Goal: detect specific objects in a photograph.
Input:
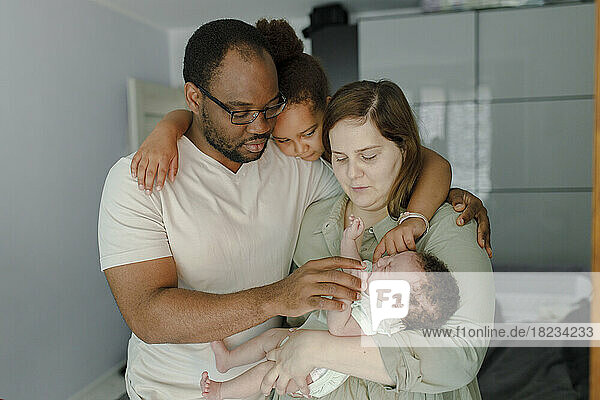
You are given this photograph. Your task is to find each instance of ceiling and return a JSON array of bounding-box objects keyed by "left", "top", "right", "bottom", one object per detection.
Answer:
[{"left": 92, "top": 0, "right": 414, "bottom": 30}]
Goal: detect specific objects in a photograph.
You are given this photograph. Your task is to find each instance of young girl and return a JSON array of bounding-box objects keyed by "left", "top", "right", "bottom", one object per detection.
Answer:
[
  {"left": 129, "top": 19, "right": 492, "bottom": 260},
  {"left": 199, "top": 216, "right": 460, "bottom": 400}
]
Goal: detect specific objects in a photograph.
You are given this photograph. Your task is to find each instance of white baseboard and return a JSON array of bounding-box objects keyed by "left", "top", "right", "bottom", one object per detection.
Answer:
[{"left": 68, "top": 359, "right": 127, "bottom": 400}]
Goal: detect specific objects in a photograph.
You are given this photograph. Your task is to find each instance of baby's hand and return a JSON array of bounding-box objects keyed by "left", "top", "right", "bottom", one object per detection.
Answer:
[{"left": 343, "top": 215, "right": 364, "bottom": 241}]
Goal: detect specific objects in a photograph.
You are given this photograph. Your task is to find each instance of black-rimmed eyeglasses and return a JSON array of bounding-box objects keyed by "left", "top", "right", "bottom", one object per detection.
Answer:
[{"left": 196, "top": 85, "right": 287, "bottom": 125}]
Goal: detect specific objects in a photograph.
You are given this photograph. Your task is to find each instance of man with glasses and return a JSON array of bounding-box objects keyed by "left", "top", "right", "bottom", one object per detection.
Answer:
[
  {"left": 190, "top": 84, "right": 286, "bottom": 166},
  {"left": 98, "top": 19, "right": 362, "bottom": 399}
]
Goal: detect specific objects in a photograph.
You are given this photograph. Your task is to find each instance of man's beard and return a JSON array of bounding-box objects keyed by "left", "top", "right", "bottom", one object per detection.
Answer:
[{"left": 202, "top": 106, "right": 269, "bottom": 164}]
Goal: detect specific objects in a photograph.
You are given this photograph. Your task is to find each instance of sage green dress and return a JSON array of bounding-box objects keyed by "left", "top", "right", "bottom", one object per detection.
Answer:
[{"left": 273, "top": 194, "right": 495, "bottom": 400}]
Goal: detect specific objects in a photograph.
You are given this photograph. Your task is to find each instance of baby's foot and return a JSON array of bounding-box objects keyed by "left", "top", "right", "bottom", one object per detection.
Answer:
[
  {"left": 343, "top": 215, "right": 364, "bottom": 241},
  {"left": 210, "top": 341, "right": 230, "bottom": 373},
  {"left": 201, "top": 371, "right": 223, "bottom": 400}
]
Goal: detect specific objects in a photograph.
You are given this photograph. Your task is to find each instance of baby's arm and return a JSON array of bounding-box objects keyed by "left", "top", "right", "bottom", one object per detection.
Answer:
[
  {"left": 330, "top": 216, "right": 368, "bottom": 335},
  {"left": 340, "top": 215, "right": 364, "bottom": 261},
  {"left": 329, "top": 216, "right": 369, "bottom": 336},
  {"left": 131, "top": 109, "right": 193, "bottom": 193}
]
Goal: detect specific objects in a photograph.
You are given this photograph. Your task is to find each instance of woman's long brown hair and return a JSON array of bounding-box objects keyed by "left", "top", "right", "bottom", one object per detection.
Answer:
[{"left": 322, "top": 80, "right": 424, "bottom": 219}]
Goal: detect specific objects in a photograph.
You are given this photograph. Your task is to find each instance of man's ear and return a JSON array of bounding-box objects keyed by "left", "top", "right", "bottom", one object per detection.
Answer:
[{"left": 184, "top": 82, "right": 201, "bottom": 113}]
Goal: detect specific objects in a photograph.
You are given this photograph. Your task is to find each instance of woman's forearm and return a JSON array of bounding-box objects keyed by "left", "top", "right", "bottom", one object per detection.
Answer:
[
  {"left": 315, "top": 332, "right": 395, "bottom": 385},
  {"left": 407, "top": 147, "right": 451, "bottom": 220}
]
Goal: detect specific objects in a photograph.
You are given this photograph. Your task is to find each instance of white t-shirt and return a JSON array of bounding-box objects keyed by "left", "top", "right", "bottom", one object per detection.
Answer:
[{"left": 98, "top": 136, "right": 341, "bottom": 399}]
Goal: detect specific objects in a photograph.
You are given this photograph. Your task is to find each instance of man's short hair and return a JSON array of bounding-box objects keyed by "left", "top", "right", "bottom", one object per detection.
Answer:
[{"left": 183, "top": 19, "right": 274, "bottom": 90}]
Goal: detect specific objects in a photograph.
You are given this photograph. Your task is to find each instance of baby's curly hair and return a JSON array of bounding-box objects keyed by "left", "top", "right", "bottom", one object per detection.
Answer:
[
  {"left": 256, "top": 19, "right": 329, "bottom": 113},
  {"left": 403, "top": 252, "right": 461, "bottom": 330}
]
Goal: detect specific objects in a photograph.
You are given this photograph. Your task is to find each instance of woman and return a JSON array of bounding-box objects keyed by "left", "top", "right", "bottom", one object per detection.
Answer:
[
  {"left": 264, "top": 80, "right": 495, "bottom": 400},
  {"left": 130, "top": 19, "right": 492, "bottom": 260}
]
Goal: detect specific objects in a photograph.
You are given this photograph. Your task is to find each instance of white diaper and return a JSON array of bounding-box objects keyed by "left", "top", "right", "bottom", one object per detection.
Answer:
[
  {"left": 351, "top": 293, "right": 405, "bottom": 336},
  {"left": 305, "top": 367, "right": 349, "bottom": 397}
]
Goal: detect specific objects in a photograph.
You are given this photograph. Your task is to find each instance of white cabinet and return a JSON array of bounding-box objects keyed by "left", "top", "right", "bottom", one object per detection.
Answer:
[
  {"left": 481, "top": 99, "right": 594, "bottom": 190},
  {"left": 359, "top": 12, "right": 476, "bottom": 104},
  {"left": 485, "top": 192, "right": 591, "bottom": 267},
  {"left": 417, "top": 102, "right": 478, "bottom": 191},
  {"left": 479, "top": 4, "right": 595, "bottom": 100},
  {"left": 358, "top": 5, "right": 594, "bottom": 268}
]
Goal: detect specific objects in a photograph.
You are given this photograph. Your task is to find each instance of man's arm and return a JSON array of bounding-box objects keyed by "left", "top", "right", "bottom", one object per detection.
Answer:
[
  {"left": 104, "top": 255, "right": 364, "bottom": 344},
  {"left": 100, "top": 158, "right": 363, "bottom": 344}
]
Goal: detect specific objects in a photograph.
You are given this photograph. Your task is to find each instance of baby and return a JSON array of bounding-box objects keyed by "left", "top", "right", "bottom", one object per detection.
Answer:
[{"left": 200, "top": 216, "right": 460, "bottom": 399}]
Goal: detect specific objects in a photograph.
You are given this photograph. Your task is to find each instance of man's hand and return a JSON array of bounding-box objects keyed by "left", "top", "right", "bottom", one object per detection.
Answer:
[
  {"left": 269, "top": 257, "right": 364, "bottom": 317},
  {"left": 447, "top": 188, "right": 493, "bottom": 258}
]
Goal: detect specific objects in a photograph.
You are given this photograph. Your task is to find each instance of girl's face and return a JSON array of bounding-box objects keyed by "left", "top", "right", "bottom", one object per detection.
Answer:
[
  {"left": 330, "top": 118, "right": 404, "bottom": 212},
  {"left": 271, "top": 102, "right": 325, "bottom": 162}
]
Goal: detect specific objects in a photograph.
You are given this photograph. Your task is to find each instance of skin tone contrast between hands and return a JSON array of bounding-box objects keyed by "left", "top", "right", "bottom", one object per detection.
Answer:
[{"left": 102, "top": 18, "right": 494, "bottom": 399}]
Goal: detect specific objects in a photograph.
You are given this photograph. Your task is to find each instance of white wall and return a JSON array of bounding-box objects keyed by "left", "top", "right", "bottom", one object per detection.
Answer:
[
  {"left": 0, "top": 1, "right": 170, "bottom": 399},
  {"left": 168, "top": 16, "right": 311, "bottom": 87},
  {"left": 165, "top": 8, "right": 422, "bottom": 89}
]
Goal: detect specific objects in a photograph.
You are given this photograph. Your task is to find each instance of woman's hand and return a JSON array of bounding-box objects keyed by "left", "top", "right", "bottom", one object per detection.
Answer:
[
  {"left": 130, "top": 128, "right": 180, "bottom": 194},
  {"left": 373, "top": 218, "right": 426, "bottom": 262},
  {"left": 447, "top": 188, "right": 492, "bottom": 258},
  {"left": 261, "top": 329, "right": 324, "bottom": 397}
]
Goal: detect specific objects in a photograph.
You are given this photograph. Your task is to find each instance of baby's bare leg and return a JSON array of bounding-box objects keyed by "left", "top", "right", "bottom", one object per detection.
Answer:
[
  {"left": 212, "top": 328, "right": 290, "bottom": 373},
  {"left": 201, "top": 361, "right": 274, "bottom": 400}
]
